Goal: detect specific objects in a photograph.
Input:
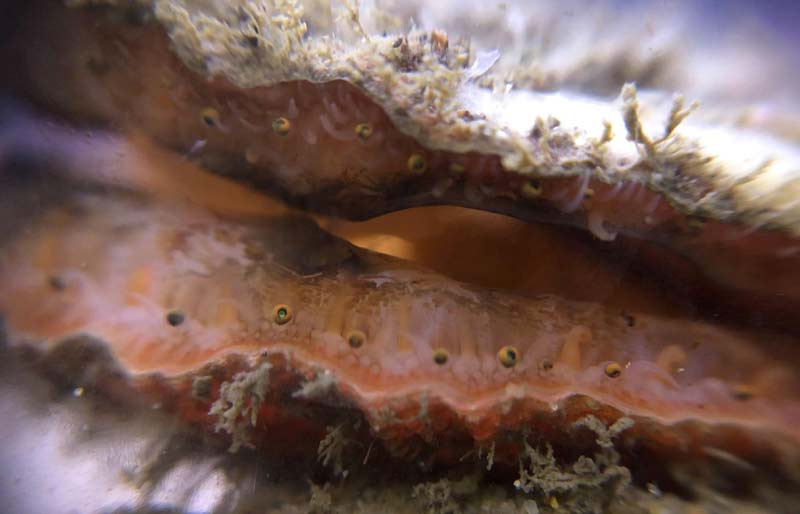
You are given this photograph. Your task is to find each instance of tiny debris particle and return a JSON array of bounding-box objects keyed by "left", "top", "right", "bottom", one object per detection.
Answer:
[
  {"left": 245, "top": 146, "right": 260, "bottom": 164},
  {"left": 687, "top": 216, "right": 706, "bottom": 233},
  {"left": 646, "top": 482, "right": 662, "bottom": 497},
  {"left": 166, "top": 310, "right": 185, "bottom": 327},
  {"left": 292, "top": 370, "right": 336, "bottom": 399},
  {"left": 523, "top": 500, "right": 540, "bottom": 514},
  {"left": 192, "top": 375, "right": 213, "bottom": 400},
  {"left": 484, "top": 441, "right": 495, "bottom": 470},
  {"left": 703, "top": 446, "right": 757, "bottom": 473},
  {"left": 457, "top": 109, "right": 485, "bottom": 121},
  {"left": 595, "top": 120, "right": 614, "bottom": 147},
  {"left": 272, "top": 117, "right": 291, "bottom": 136},
  {"left": 430, "top": 29, "right": 448, "bottom": 58},
  {"left": 308, "top": 483, "right": 333, "bottom": 514},
  {"left": 449, "top": 162, "right": 465, "bottom": 176},
  {"left": 72, "top": 387, "right": 84, "bottom": 397},
  {"left": 317, "top": 424, "right": 349, "bottom": 477}
]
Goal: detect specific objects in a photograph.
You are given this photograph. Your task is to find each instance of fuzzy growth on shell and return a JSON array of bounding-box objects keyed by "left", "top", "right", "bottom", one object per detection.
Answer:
[
  {"left": 118, "top": 0, "right": 800, "bottom": 235},
  {"left": 209, "top": 361, "right": 272, "bottom": 451},
  {"left": 514, "top": 416, "right": 633, "bottom": 502}
]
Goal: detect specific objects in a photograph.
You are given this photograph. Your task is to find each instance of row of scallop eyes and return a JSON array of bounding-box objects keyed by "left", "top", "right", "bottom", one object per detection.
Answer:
[
  {"left": 163, "top": 303, "right": 625, "bottom": 379},
  {"left": 46, "top": 277, "right": 754, "bottom": 400},
  {"left": 200, "top": 107, "right": 440, "bottom": 177},
  {"left": 198, "top": 107, "right": 555, "bottom": 201},
  {"left": 200, "top": 102, "right": 699, "bottom": 220}
]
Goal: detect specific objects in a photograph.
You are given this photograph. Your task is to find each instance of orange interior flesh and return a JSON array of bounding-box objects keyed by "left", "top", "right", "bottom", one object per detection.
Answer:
[{"left": 321, "top": 207, "right": 686, "bottom": 317}]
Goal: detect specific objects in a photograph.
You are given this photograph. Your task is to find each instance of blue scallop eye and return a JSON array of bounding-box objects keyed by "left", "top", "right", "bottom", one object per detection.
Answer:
[
  {"left": 272, "top": 117, "right": 291, "bottom": 135},
  {"left": 605, "top": 362, "right": 622, "bottom": 378},
  {"left": 407, "top": 153, "right": 427, "bottom": 174},
  {"left": 355, "top": 123, "right": 373, "bottom": 140},
  {"left": 200, "top": 107, "right": 221, "bottom": 127},
  {"left": 497, "top": 346, "right": 519, "bottom": 368},
  {"left": 166, "top": 310, "right": 185, "bottom": 327},
  {"left": 272, "top": 304, "right": 293, "bottom": 324},
  {"left": 521, "top": 180, "right": 542, "bottom": 199},
  {"left": 347, "top": 330, "right": 366, "bottom": 349}
]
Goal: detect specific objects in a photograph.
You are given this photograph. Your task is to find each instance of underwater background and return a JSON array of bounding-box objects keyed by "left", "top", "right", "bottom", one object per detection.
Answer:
[{"left": 1, "top": 1, "right": 799, "bottom": 513}]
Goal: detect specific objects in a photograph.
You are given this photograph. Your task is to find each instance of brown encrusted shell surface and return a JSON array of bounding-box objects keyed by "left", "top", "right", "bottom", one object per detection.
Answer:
[
  {"left": 13, "top": 0, "right": 800, "bottom": 309},
  {"left": 55, "top": 0, "right": 800, "bottom": 237}
]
